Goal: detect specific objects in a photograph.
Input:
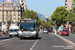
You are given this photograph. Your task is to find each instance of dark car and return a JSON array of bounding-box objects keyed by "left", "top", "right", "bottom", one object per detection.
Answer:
[
  {"left": 61, "top": 29, "right": 69, "bottom": 36},
  {"left": 48, "top": 29, "right": 52, "bottom": 32}
]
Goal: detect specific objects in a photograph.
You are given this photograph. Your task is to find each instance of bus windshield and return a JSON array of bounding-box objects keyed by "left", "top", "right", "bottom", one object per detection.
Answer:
[{"left": 20, "top": 23, "right": 36, "bottom": 31}]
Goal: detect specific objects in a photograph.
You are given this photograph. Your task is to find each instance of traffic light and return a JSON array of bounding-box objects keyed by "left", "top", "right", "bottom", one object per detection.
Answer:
[
  {"left": 0, "top": 23, "right": 1, "bottom": 26},
  {"left": 55, "top": 20, "right": 57, "bottom": 24},
  {"left": 69, "top": 21, "right": 72, "bottom": 24},
  {"left": 51, "top": 22, "right": 52, "bottom": 24},
  {"left": 62, "top": 17, "right": 63, "bottom": 19}
]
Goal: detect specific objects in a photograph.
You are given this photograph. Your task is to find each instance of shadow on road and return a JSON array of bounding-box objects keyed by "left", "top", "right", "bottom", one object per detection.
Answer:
[
  {"left": 20, "top": 37, "right": 42, "bottom": 40},
  {"left": 0, "top": 36, "right": 17, "bottom": 40}
]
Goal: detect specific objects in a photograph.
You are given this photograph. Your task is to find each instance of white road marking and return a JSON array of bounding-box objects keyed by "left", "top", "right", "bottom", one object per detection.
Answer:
[
  {"left": 30, "top": 40, "right": 39, "bottom": 50},
  {"left": 0, "top": 37, "right": 17, "bottom": 43}
]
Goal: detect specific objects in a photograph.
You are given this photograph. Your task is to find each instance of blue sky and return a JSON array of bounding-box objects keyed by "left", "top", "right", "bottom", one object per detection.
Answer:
[{"left": 25, "top": 0, "right": 65, "bottom": 16}]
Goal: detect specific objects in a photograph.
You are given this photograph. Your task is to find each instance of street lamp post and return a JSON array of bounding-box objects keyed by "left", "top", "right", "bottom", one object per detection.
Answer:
[
  {"left": 46, "top": 18, "right": 48, "bottom": 29},
  {"left": 3, "top": 0, "right": 4, "bottom": 23},
  {"left": 55, "top": 20, "right": 57, "bottom": 34}
]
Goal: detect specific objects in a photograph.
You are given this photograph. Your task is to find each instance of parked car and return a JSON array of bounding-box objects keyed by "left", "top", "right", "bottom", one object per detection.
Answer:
[
  {"left": 61, "top": 29, "right": 69, "bottom": 36},
  {"left": 9, "top": 29, "right": 18, "bottom": 37},
  {"left": 43, "top": 29, "right": 48, "bottom": 34},
  {"left": 48, "top": 29, "right": 52, "bottom": 32},
  {"left": 9, "top": 25, "right": 19, "bottom": 37}
]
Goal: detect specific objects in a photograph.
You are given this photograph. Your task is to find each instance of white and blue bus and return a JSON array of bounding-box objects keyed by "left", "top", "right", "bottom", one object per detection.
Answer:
[{"left": 18, "top": 19, "right": 38, "bottom": 39}]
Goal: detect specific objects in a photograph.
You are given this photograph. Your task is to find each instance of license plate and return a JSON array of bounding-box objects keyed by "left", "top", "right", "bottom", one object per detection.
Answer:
[
  {"left": 65, "top": 32, "right": 66, "bottom": 34},
  {"left": 25, "top": 36, "right": 30, "bottom": 37}
]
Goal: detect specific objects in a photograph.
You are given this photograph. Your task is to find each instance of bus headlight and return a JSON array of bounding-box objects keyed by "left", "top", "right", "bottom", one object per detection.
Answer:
[{"left": 32, "top": 31, "right": 36, "bottom": 34}]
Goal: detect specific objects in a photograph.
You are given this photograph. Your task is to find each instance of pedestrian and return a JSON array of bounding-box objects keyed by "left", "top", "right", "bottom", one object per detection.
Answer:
[
  {"left": 0, "top": 29, "right": 2, "bottom": 36},
  {"left": 72, "top": 26, "right": 75, "bottom": 34}
]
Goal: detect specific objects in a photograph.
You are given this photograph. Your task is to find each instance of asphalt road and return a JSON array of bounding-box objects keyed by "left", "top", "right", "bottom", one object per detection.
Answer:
[
  {"left": 0, "top": 32, "right": 75, "bottom": 50},
  {"left": 60, "top": 33, "right": 75, "bottom": 43},
  {"left": 0, "top": 36, "right": 17, "bottom": 41}
]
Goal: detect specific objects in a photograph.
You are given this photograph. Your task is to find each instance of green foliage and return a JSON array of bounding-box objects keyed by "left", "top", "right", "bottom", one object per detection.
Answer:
[
  {"left": 73, "top": 6, "right": 75, "bottom": 13},
  {"left": 67, "top": 11, "right": 75, "bottom": 22},
  {"left": 47, "top": 21, "right": 52, "bottom": 29},
  {"left": 41, "top": 20, "right": 47, "bottom": 28},
  {"left": 51, "top": 6, "right": 69, "bottom": 26},
  {"left": 73, "top": 0, "right": 75, "bottom": 2},
  {"left": 22, "top": 10, "right": 38, "bottom": 20}
]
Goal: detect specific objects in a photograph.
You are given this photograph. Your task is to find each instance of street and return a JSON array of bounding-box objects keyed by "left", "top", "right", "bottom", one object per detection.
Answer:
[
  {"left": 61, "top": 33, "right": 75, "bottom": 43},
  {"left": 0, "top": 32, "right": 74, "bottom": 50}
]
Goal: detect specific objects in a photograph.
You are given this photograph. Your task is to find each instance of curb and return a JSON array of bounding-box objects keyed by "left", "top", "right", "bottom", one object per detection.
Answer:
[
  {"left": 55, "top": 34, "right": 75, "bottom": 47},
  {"left": 0, "top": 37, "right": 17, "bottom": 43}
]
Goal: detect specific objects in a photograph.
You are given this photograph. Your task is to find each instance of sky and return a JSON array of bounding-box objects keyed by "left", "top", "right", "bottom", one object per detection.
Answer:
[{"left": 25, "top": 0, "right": 65, "bottom": 16}]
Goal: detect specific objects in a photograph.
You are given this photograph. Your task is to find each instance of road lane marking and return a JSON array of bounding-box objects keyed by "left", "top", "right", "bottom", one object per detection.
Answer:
[
  {"left": 30, "top": 40, "right": 39, "bottom": 50},
  {"left": 49, "top": 33, "right": 75, "bottom": 47},
  {"left": 0, "top": 37, "right": 17, "bottom": 43}
]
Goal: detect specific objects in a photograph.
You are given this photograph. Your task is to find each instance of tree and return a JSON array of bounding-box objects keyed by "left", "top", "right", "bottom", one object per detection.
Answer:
[
  {"left": 22, "top": 10, "right": 38, "bottom": 20},
  {"left": 51, "top": 6, "right": 69, "bottom": 26},
  {"left": 73, "top": 0, "right": 75, "bottom": 13},
  {"left": 41, "top": 20, "right": 47, "bottom": 28},
  {"left": 66, "top": 11, "right": 75, "bottom": 24}
]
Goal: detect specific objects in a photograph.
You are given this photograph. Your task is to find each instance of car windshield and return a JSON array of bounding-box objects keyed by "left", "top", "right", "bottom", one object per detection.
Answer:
[
  {"left": 20, "top": 23, "right": 36, "bottom": 31},
  {"left": 44, "top": 29, "right": 47, "bottom": 31},
  {"left": 10, "top": 29, "right": 18, "bottom": 32},
  {"left": 63, "top": 30, "right": 68, "bottom": 32}
]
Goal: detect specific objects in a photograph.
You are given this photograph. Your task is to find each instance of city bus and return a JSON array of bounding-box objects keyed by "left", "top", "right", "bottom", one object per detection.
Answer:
[{"left": 18, "top": 18, "right": 39, "bottom": 39}]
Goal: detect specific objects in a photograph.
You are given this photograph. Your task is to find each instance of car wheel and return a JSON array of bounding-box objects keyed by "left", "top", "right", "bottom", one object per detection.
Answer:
[
  {"left": 20, "top": 37, "right": 23, "bottom": 39},
  {"left": 43, "top": 32, "right": 44, "bottom": 34},
  {"left": 35, "top": 33, "right": 38, "bottom": 39},
  {"left": 61, "top": 34, "right": 63, "bottom": 36},
  {"left": 9, "top": 35, "right": 12, "bottom": 37},
  {"left": 67, "top": 34, "right": 69, "bottom": 36}
]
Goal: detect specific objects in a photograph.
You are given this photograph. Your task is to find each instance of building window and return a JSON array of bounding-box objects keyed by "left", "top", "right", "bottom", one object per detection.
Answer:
[
  {"left": 18, "top": 15, "right": 20, "bottom": 18},
  {"left": 2, "top": 11, "right": 4, "bottom": 14},
  {"left": 2, "top": 15, "right": 4, "bottom": 19},
  {"left": 6, "top": 11, "right": 8, "bottom": 14},
  {"left": 6, "top": 7, "right": 8, "bottom": 10},
  {"left": 10, "top": 11, "right": 12, "bottom": 14},
  {"left": 14, "top": 15, "right": 15, "bottom": 18},
  {"left": 2, "top": 7, "right": 3, "bottom": 10},
  {"left": 14, "top": 3, "right": 16, "bottom": 6},
  {"left": 65, "top": 0, "right": 67, "bottom": 2},
  {"left": 10, "top": 8, "right": 12, "bottom": 10},
  {"left": 21, "top": 0, "right": 23, "bottom": 2},
  {"left": 65, "top": 4, "right": 67, "bottom": 5},
  {"left": 6, "top": 15, "right": 8, "bottom": 20},
  {"left": 18, "top": 11, "right": 20, "bottom": 14},
  {"left": 14, "top": 8, "right": 15, "bottom": 10},
  {"left": 66, "top": 7, "right": 67, "bottom": 9},
  {"left": 18, "top": 7, "right": 20, "bottom": 10},
  {"left": 14, "top": 11, "right": 15, "bottom": 14}
]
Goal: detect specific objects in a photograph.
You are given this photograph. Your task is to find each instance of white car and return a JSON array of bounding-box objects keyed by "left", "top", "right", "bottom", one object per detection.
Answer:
[
  {"left": 9, "top": 29, "right": 18, "bottom": 37},
  {"left": 43, "top": 29, "right": 48, "bottom": 34}
]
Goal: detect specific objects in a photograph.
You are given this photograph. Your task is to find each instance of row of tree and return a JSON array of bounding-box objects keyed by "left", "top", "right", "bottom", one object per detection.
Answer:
[
  {"left": 51, "top": 6, "right": 75, "bottom": 27},
  {"left": 22, "top": 10, "right": 51, "bottom": 29}
]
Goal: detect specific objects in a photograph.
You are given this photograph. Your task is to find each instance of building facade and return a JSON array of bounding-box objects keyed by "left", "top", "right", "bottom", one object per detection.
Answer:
[
  {"left": 0, "top": 0, "right": 28, "bottom": 23},
  {"left": 65, "top": 0, "right": 73, "bottom": 12}
]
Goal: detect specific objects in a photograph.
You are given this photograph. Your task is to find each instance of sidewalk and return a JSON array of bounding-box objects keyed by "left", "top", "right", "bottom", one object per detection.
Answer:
[{"left": 0, "top": 35, "right": 8, "bottom": 38}]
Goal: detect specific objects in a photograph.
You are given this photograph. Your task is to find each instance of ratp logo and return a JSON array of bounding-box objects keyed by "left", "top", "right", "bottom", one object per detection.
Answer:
[{"left": 7, "top": 0, "right": 10, "bottom": 2}]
